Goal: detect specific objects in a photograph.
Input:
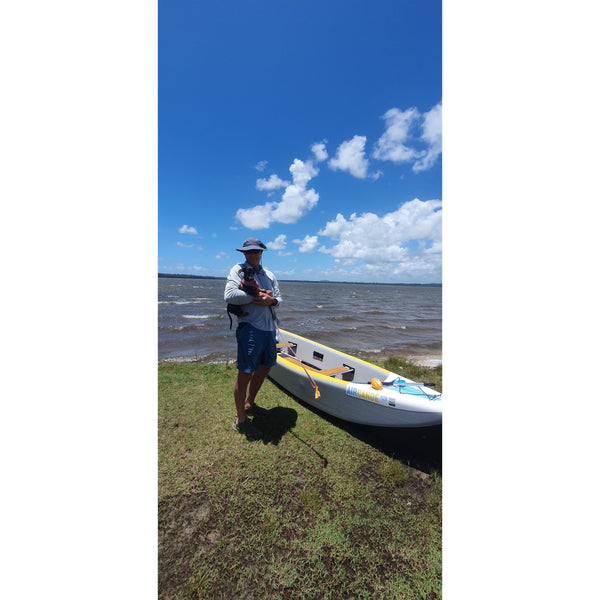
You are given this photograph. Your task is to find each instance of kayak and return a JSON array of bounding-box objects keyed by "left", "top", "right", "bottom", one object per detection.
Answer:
[{"left": 269, "top": 329, "right": 442, "bottom": 428}]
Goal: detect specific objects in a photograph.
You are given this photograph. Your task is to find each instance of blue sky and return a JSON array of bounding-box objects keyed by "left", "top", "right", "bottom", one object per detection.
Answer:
[{"left": 158, "top": 0, "right": 442, "bottom": 283}]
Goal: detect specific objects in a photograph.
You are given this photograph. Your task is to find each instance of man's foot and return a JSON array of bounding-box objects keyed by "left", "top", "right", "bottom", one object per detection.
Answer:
[
  {"left": 232, "top": 418, "right": 262, "bottom": 441},
  {"left": 244, "top": 403, "right": 270, "bottom": 416}
]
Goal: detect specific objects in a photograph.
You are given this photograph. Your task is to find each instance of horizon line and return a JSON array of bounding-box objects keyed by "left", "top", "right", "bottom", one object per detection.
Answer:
[{"left": 158, "top": 272, "right": 442, "bottom": 286}]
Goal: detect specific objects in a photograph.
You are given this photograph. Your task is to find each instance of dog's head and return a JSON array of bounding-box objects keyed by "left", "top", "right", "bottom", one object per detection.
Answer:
[{"left": 242, "top": 266, "right": 255, "bottom": 281}]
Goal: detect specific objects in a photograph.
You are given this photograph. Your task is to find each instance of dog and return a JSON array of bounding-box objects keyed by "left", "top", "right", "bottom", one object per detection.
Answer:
[
  {"left": 226, "top": 267, "right": 265, "bottom": 328},
  {"left": 239, "top": 266, "right": 260, "bottom": 296}
]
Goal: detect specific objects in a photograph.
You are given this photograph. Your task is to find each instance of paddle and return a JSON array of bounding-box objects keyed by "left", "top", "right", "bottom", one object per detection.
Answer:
[
  {"left": 270, "top": 307, "right": 321, "bottom": 400},
  {"left": 382, "top": 380, "right": 436, "bottom": 388}
]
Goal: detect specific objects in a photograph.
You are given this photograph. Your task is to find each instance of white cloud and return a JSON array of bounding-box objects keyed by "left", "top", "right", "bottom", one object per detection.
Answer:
[
  {"left": 215, "top": 251, "right": 228, "bottom": 259},
  {"left": 256, "top": 174, "right": 289, "bottom": 191},
  {"left": 413, "top": 103, "right": 442, "bottom": 173},
  {"left": 289, "top": 158, "right": 318, "bottom": 187},
  {"left": 267, "top": 234, "right": 287, "bottom": 250},
  {"left": 271, "top": 184, "right": 318, "bottom": 224},
  {"left": 318, "top": 198, "right": 442, "bottom": 279},
  {"left": 311, "top": 141, "right": 328, "bottom": 162},
  {"left": 175, "top": 242, "right": 202, "bottom": 250},
  {"left": 372, "top": 107, "right": 421, "bottom": 164},
  {"left": 293, "top": 235, "right": 319, "bottom": 253},
  {"left": 328, "top": 135, "right": 369, "bottom": 179},
  {"left": 318, "top": 212, "right": 352, "bottom": 238},
  {"left": 178, "top": 224, "right": 198, "bottom": 234},
  {"left": 235, "top": 202, "right": 275, "bottom": 229},
  {"left": 255, "top": 160, "right": 268, "bottom": 171},
  {"left": 236, "top": 158, "right": 319, "bottom": 229},
  {"left": 373, "top": 103, "right": 442, "bottom": 173}
]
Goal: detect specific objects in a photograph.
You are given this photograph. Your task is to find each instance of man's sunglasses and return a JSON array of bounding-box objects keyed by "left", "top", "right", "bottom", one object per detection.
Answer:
[{"left": 245, "top": 249, "right": 263, "bottom": 254}]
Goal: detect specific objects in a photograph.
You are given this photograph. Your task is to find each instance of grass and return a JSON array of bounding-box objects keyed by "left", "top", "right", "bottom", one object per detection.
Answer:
[{"left": 158, "top": 359, "right": 442, "bottom": 600}]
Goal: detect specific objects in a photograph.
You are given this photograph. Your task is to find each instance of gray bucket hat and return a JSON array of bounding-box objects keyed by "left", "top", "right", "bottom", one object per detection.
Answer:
[{"left": 236, "top": 237, "right": 267, "bottom": 252}]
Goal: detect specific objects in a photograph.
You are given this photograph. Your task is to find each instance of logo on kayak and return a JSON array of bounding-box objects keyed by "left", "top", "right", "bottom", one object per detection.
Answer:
[
  {"left": 346, "top": 384, "right": 393, "bottom": 406},
  {"left": 346, "top": 382, "right": 441, "bottom": 404}
]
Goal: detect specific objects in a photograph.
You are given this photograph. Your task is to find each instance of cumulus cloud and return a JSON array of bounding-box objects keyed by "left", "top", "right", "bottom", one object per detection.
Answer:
[
  {"left": 328, "top": 135, "right": 369, "bottom": 179},
  {"left": 179, "top": 225, "right": 198, "bottom": 235},
  {"left": 288, "top": 158, "right": 318, "bottom": 188},
  {"left": 293, "top": 235, "right": 319, "bottom": 253},
  {"left": 413, "top": 103, "right": 442, "bottom": 172},
  {"left": 255, "top": 160, "right": 268, "bottom": 171},
  {"left": 235, "top": 202, "right": 275, "bottom": 229},
  {"left": 236, "top": 158, "right": 320, "bottom": 229},
  {"left": 318, "top": 198, "right": 442, "bottom": 278},
  {"left": 311, "top": 141, "right": 328, "bottom": 162},
  {"left": 256, "top": 174, "right": 289, "bottom": 191},
  {"left": 372, "top": 107, "right": 421, "bottom": 163},
  {"left": 373, "top": 103, "right": 442, "bottom": 172},
  {"left": 267, "top": 234, "right": 287, "bottom": 250}
]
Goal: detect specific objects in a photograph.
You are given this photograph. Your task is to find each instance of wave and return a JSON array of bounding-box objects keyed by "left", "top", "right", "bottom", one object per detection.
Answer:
[
  {"left": 338, "top": 326, "right": 358, "bottom": 333},
  {"left": 160, "top": 324, "right": 207, "bottom": 332},
  {"left": 157, "top": 297, "right": 214, "bottom": 305},
  {"left": 328, "top": 315, "right": 363, "bottom": 323}
]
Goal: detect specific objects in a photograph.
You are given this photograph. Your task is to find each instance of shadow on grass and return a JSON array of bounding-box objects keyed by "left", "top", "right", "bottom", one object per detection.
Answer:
[
  {"left": 341, "top": 421, "right": 441, "bottom": 475},
  {"left": 253, "top": 406, "right": 329, "bottom": 467},
  {"left": 252, "top": 406, "right": 298, "bottom": 445},
  {"left": 270, "top": 381, "right": 441, "bottom": 474}
]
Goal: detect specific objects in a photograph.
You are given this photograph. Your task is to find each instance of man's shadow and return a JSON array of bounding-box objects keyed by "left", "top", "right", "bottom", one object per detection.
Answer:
[{"left": 252, "top": 407, "right": 298, "bottom": 445}]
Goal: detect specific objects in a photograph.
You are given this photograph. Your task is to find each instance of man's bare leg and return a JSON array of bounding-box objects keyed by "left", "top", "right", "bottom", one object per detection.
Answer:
[{"left": 244, "top": 364, "right": 271, "bottom": 409}]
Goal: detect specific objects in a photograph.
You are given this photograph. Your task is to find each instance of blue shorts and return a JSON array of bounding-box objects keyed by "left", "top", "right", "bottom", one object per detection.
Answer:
[{"left": 236, "top": 323, "right": 277, "bottom": 373}]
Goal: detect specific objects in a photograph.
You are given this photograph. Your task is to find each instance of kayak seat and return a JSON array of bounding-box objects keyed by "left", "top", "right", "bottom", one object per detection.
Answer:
[
  {"left": 319, "top": 365, "right": 352, "bottom": 376},
  {"left": 277, "top": 342, "right": 298, "bottom": 354},
  {"left": 279, "top": 356, "right": 355, "bottom": 381}
]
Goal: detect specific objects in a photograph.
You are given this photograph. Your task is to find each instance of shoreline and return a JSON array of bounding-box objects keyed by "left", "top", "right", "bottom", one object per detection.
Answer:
[{"left": 158, "top": 351, "right": 442, "bottom": 369}]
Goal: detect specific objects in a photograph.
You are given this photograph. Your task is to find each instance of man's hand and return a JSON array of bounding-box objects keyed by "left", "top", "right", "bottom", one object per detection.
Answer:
[{"left": 252, "top": 289, "right": 274, "bottom": 306}]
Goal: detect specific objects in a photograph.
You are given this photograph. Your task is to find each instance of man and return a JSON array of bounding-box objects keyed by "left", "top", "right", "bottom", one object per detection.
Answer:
[{"left": 224, "top": 237, "right": 282, "bottom": 440}]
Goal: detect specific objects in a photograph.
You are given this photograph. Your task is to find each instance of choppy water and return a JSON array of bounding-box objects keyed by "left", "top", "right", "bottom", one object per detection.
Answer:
[{"left": 158, "top": 276, "right": 442, "bottom": 366}]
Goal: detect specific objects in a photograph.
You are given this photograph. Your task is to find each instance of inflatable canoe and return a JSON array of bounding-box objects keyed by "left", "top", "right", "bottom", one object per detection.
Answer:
[{"left": 269, "top": 329, "right": 442, "bottom": 428}]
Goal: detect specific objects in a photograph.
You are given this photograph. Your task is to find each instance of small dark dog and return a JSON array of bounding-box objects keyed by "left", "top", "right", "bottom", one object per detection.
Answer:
[
  {"left": 226, "top": 267, "right": 263, "bottom": 328},
  {"left": 239, "top": 267, "right": 260, "bottom": 296}
]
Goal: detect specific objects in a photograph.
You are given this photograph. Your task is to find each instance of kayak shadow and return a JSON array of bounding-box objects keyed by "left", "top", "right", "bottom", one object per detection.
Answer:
[
  {"left": 341, "top": 421, "right": 442, "bottom": 475},
  {"left": 269, "top": 381, "right": 441, "bottom": 474},
  {"left": 252, "top": 406, "right": 298, "bottom": 446}
]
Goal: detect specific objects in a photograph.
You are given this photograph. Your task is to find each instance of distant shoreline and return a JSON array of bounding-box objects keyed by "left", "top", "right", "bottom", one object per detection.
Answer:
[{"left": 158, "top": 272, "right": 442, "bottom": 287}]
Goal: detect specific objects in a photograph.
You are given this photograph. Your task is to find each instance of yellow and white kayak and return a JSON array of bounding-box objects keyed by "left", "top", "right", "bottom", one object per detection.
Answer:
[{"left": 269, "top": 329, "right": 442, "bottom": 428}]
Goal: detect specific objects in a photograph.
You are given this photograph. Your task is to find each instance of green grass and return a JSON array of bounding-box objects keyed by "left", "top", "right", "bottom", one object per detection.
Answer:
[{"left": 159, "top": 360, "right": 442, "bottom": 600}]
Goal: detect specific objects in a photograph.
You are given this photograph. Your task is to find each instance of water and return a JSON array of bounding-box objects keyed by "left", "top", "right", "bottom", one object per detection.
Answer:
[{"left": 158, "top": 276, "right": 442, "bottom": 366}]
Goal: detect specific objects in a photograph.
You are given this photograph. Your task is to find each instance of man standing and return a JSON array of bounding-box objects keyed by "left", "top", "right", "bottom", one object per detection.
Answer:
[{"left": 224, "top": 238, "right": 282, "bottom": 440}]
